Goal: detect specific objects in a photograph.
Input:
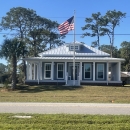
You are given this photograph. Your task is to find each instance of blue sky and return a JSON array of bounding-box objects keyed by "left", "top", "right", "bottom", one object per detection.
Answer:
[{"left": 0, "top": 0, "right": 130, "bottom": 65}]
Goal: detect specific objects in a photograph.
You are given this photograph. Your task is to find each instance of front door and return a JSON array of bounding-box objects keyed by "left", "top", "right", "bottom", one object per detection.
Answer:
[{"left": 69, "top": 64, "right": 79, "bottom": 80}]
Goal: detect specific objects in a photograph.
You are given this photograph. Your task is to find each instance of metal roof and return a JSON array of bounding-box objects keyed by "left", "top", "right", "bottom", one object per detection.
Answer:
[
  {"left": 24, "top": 57, "right": 125, "bottom": 62},
  {"left": 39, "top": 41, "right": 110, "bottom": 57}
]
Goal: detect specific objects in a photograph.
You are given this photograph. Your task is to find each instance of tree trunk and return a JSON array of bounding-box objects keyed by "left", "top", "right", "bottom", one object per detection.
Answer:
[
  {"left": 111, "top": 29, "right": 115, "bottom": 58},
  {"left": 11, "top": 55, "right": 17, "bottom": 90}
]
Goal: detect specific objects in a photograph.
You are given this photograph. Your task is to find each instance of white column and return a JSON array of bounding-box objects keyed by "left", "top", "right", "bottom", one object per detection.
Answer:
[
  {"left": 118, "top": 62, "right": 121, "bottom": 81},
  {"left": 107, "top": 62, "right": 109, "bottom": 85},
  {"left": 65, "top": 61, "right": 67, "bottom": 80},
  {"left": 30, "top": 63, "right": 32, "bottom": 80},
  {"left": 26, "top": 61, "right": 29, "bottom": 80},
  {"left": 40, "top": 61, "right": 42, "bottom": 80},
  {"left": 51, "top": 61, "right": 54, "bottom": 80},
  {"left": 80, "top": 62, "right": 82, "bottom": 80},
  {"left": 38, "top": 61, "right": 41, "bottom": 80},
  {"left": 93, "top": 62, "right": 95, "bottom": 81},
  {"left": 34, "top": 63, "right": 35, "bottom": 80}
]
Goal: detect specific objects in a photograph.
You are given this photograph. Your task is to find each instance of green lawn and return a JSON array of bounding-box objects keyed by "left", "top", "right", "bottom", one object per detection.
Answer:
[
  {"left": 0, "top": 114, "right": 130, "bottom": 130},
  {"left": 0, "top": 85, "right": 130, "bottom": 103}
]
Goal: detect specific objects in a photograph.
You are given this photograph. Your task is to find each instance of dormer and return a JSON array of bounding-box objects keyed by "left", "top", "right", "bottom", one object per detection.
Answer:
[
  {"left": 69, "top": 44, "right": 80, "bottom": 51},
  {"left": 68, "top": 41, "right": 83, "bottom": 51}
]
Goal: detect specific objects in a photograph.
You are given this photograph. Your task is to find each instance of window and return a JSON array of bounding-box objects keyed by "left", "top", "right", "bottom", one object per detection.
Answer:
[
  {"left": 97, "top": 64, "right": 104, "bottom": 79},
  {"left": 75, "top": 46, "right": 79, "bottom": 50},
  {"left": 57, "top": 63, "right": 64, "bottom": 79},
  {"left": 45, "top": 63, "right": 51, "bottom": 79},
  {"left": 84, "top": 63, "right": 91, "bottom": 79},
  {"left": 32, "top": 63, "right": 35, "bottom": 80},
  {"left": 70, "top": 45, "right": 79, "bottom": 51}
]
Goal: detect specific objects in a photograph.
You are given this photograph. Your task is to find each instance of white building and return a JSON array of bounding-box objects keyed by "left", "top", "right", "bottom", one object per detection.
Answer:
[{"left": 24, "top": 42, "right": 125, "bottom": 86}]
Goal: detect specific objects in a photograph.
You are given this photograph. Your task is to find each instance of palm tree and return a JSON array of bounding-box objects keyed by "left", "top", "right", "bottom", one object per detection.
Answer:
[{"left": 0, "top": 38, "right": 23, "bottom": 90}]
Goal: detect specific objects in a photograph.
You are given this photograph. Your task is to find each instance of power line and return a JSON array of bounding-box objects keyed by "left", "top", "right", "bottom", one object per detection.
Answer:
[
  {"left": 0, "top": 16, "right": 130, "bottom": 19},
  {"left": 0, "top": 33, "right": 130, "bottom": 35}
]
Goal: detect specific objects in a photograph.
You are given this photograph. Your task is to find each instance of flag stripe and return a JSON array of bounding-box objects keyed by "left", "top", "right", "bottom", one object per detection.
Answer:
[{"left": 58, "top": 16, "right": 74, "bottom": 35}]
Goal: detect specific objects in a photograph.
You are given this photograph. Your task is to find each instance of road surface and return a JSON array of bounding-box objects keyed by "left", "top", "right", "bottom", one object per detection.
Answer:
[{"left": 0, "top": 103, "right": 130, "bottom": 115}]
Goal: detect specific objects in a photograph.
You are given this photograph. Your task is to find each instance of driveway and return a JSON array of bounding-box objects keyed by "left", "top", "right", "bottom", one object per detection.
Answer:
[{"left": 0, "top": 103, "right": 130, "bottom": 115}]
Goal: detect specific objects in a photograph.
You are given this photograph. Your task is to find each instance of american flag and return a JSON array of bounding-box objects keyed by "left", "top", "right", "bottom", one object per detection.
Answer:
[{"left": 58, "top": 16, "right": 74, "bottom": 35}]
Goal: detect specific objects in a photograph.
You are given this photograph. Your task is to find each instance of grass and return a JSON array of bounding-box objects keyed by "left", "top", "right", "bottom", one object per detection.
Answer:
[
  {"left": 0, "top": 85, "right": 130, "bottom": 103},
  {"left": 0, "top": 113, "right": 130, "bottom": 130}
]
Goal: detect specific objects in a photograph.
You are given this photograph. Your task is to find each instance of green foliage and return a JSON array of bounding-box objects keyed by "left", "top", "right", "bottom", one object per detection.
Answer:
[
  {"left": 0, "top": 7, "right": 65, "bottom": 57},
  {"left": 0, "top": 63, "right": 7, "bottom": 74},
  {"left": 100, "top": 45, "right": 120, "bottom": 58},
  {"left": 3, "top": 80, "right": 10, "bottom": 89},
  {"left": 0, "top": 114, "right": 130, "bottom": 129},
  {"left": 0, "top": 38, "right": 23, "bottom": 89},
  {"left": 120, "top": 41, "right": 130, "bottom": 71},
  {"left": 82, "top": 10, "right": 126, "bottom": 57},
  {"left": 82, "top": 12, "right": 104, "bottom": 49},
  {"left": 0, "top": 73, "right": 11, "bottom": 83},
  {"left": 101, "top": 10, "right": 126, "bottom": 57}
]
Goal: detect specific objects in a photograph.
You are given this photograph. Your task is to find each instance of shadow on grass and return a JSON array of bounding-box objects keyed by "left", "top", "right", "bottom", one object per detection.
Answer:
[{"left": 16, "top": 85, "right": 83, "bottom": 93}]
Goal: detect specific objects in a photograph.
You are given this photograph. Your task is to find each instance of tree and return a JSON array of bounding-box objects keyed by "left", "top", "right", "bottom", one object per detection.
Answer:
[
  {"left": 0, "top": 7, "right": 65, "bottom": 59},
  {"left": 0, "top": 63, "right": 7, "bottom": 74},
  {"left": 26, "top": 16, "right": 64, "bottom": 56},
  {"left": 45, "top": 21, "right": 65, "bottom": 50},
  {"left": 120, "top": 41, "right": 130, "bottom": 71},
  {"left": 26, "top": 16, "right": 51, "bottom": 57},
  {"left": 0, "top": 7, "right": 39, "bottom": 82},
  {"left": 100, "top": 45, "right": 120, "bottom": 58},
  {"left": 101, "top": 10, "right": 126, "bottom": 57},
  {"left": 0, "top": 63, "right": 8, "bottom": 83},
  {"left": 0, "top": 39, "right": 23, "bottom": 90},
  {"left": 82, "top": 12, "right": 105, "bottom": 49}
]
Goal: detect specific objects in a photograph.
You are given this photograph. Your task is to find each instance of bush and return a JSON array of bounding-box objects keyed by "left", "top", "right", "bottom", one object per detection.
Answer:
[{"left": 0, "top": 73, "right": 11, "bottom": 83}]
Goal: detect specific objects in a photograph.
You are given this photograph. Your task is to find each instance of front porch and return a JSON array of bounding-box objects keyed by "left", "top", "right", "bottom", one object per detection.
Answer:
[{"left": 25, "top": 61, "right": 122, "bottom": 86}]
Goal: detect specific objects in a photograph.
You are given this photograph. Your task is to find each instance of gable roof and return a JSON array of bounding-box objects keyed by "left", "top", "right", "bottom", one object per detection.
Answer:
[{"left": 39, "top": 41, "right": 110, "bottom": 57}]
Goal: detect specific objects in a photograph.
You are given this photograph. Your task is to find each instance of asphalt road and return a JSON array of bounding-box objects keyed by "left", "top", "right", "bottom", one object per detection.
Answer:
[{"left": 0, "top": 103, "right": 130, "bottom": 115}]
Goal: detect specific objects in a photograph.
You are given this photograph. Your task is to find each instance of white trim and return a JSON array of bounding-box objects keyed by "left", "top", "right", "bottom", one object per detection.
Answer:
[
  {"left": 84, "top": 63, "right": 91, "bottom": 79},
  {"left": 44, "top": 63, "right": 51, "bottom": 79},
  {"left": 80, "top": 62, "right": 82, "bottom": 80},
  {"left": 97, "top": 63, "right": 104, "bottom": 79},
  {"left": 118, "top": 62, "right": 121, "bottom": 81},
  {"left": 40, "top": 61, "right": 42, "bottom": 80},
  {"left": 57, "top": 63, "right": 64, "bottom": 79},
  {"left": 51, "top": 61, "right": 54, "bottom": 80},
  {"left": 107, "top": 62, "right": 109, "bottom": 83},
  {"left": 93, "top": 62, "right": 95, "bottom": 81},
  {"left": 30, "top": 63, "right": 32, "bottom": 80},
  {"left": 38, "top": 62, "right": 40, "bottom": 80},
  {"left": 65, "top": 62, "right": 67, "bottom": 81},
  {"left": 26, "top": 61, "right": 29, "bottom": 80}
]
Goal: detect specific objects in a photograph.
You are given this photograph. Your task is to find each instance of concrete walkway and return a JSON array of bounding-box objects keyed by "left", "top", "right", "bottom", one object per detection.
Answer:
[{"left": 0, "top": 103, "right": 130, "bottom": 115}]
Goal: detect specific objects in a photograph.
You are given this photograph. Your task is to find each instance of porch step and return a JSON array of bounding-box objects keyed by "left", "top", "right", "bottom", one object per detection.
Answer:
[{"left": 66, "top": 80, "right": 80, "bottom": 86}]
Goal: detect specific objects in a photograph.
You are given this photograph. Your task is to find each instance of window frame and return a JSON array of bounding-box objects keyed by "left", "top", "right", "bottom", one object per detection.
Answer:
[
  {"left": 44, "top": 63, "right": 51, "bottom": 79},
  {"left": 97, "top": 63, "right": 104, "bottom": 79},
  {"left": 84, "top": 63, "right": 91, "bottom": 79},
  {"left": 57, "top": 63, "right": 64, "bottom": 79},
  {"left": 70, "top": 45, "right": 79, "bottom": 51}
]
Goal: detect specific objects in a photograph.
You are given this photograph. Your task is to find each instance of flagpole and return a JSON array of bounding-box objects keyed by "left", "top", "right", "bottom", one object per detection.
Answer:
[{"left": 73, "top": 10, "right": 76, "bottom": 86}]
